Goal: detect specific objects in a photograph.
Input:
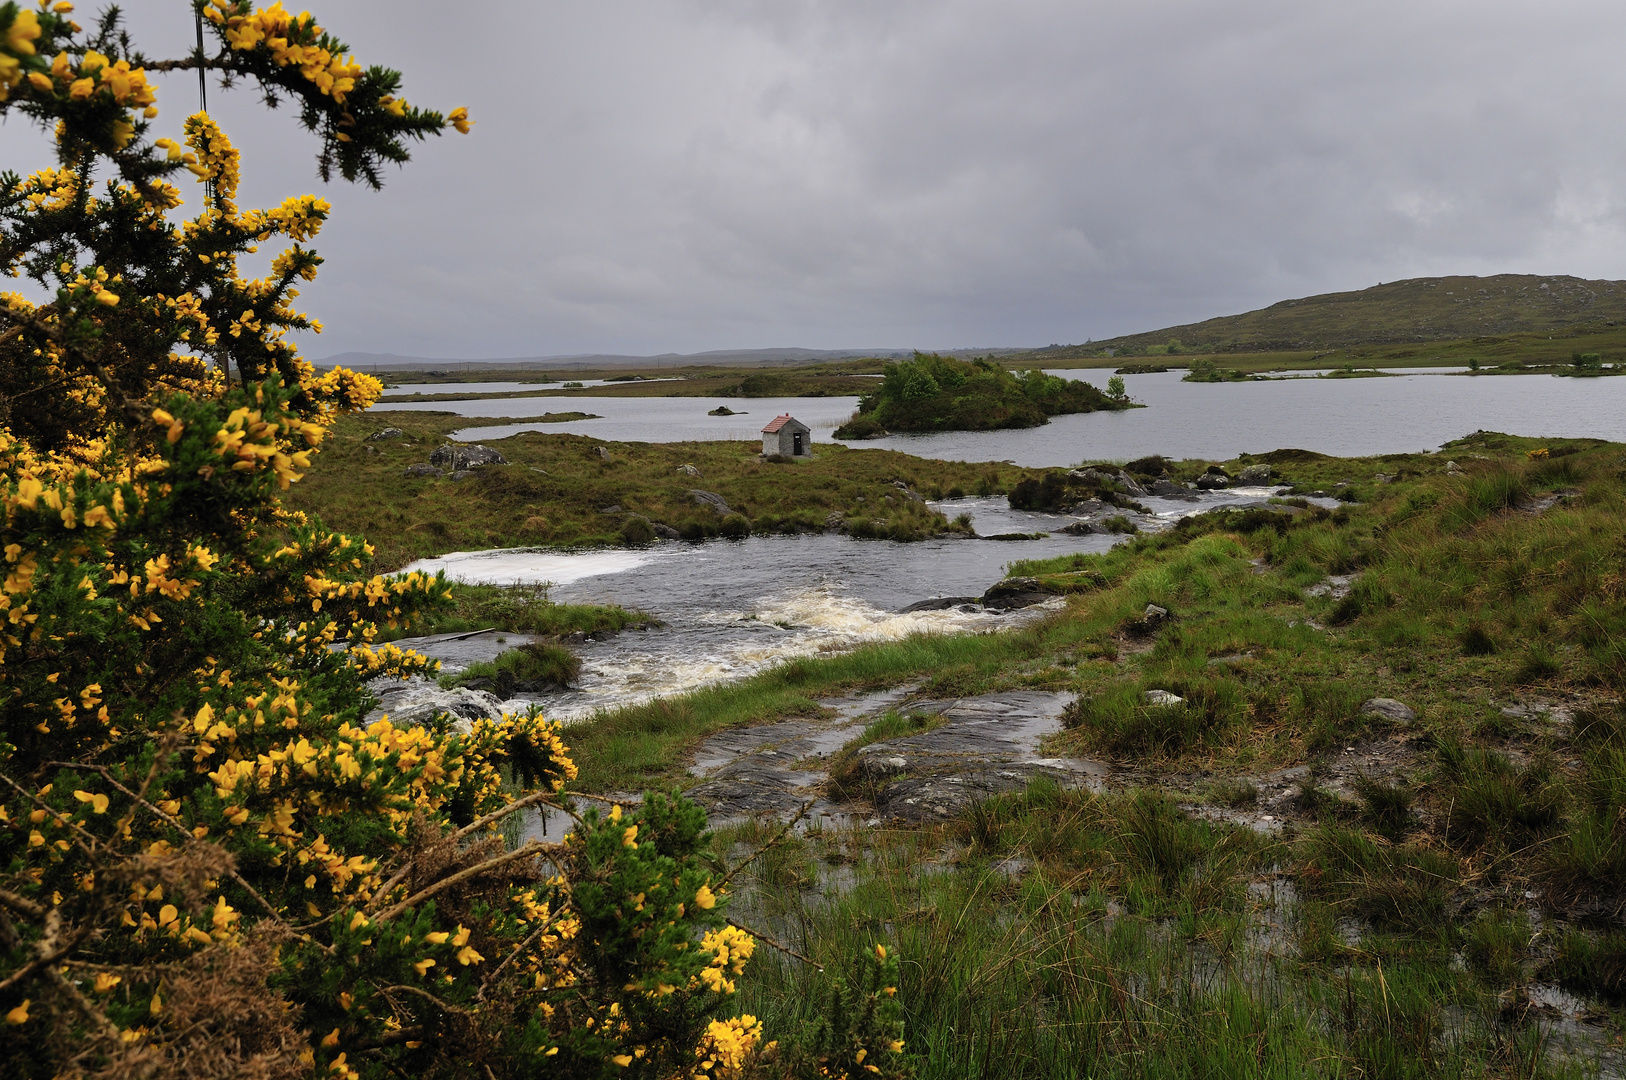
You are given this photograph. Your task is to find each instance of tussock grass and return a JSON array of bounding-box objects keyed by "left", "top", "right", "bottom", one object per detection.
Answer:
[
  {"left": 1436, "top": 740, "right": 1566, "bottom": 855},
  {"left": 726, "top": 782, "right": 1584, "bottom": 1079}
]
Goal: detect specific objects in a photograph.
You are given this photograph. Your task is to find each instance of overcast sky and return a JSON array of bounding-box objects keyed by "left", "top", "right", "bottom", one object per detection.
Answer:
[{"left": 7, "top": 1, "right": 1626, "bottom": 358}]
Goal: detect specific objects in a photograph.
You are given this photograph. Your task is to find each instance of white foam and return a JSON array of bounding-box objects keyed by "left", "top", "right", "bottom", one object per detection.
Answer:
[
  {"left": 524, "top": 585, "right": 1061, "bottom": 721},
  {"left": 400, "top": 548, "right": 652, "bottom": 586}
]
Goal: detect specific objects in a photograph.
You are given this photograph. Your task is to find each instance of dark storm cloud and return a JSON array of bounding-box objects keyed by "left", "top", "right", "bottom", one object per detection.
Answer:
[{"left": 7, "top": 1, "right": 1626, "bottom": 357}]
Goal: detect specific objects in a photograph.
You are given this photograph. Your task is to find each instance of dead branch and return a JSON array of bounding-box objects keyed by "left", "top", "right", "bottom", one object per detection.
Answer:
[{"left": 376, "top": 840, "right": 562, "bottom": 924}]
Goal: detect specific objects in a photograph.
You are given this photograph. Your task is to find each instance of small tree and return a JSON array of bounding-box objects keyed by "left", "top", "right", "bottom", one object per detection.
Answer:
[
  {"left": 1106, "top": 375, "right": 1126, "bottom": 400},
  {"left": 0, "top": 5, "right": 906, "bottom": 1078}
]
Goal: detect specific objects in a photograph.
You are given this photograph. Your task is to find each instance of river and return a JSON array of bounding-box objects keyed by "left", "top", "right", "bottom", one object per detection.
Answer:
[
  {"left": 393, "top": 488, "right": 1293, "bottom": 721},
  {"left": 367, "top": 368, "right": 1626, "bottom": 466}
]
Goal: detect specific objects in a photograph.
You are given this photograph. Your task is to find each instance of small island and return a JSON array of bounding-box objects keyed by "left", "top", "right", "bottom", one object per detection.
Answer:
[{"left": 833, "top": 352, "right": 1131, "bottom": 439}]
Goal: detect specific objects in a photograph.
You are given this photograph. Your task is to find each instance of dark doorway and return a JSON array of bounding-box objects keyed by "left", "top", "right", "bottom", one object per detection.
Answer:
[{"left": 793, "top": 432, "right": 804, "bottom": 455}]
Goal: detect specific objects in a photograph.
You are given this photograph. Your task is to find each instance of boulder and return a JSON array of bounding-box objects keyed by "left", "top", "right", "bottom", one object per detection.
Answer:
[
  {"left": 899, "top": 596, "right": 981, "bottom": 613},
  {"left": 403, "top": 463, "right": 441, "bottom": 478},
  {"left": 677, "top": 463, "right": 702, "bottom": 477},
  {"left": 1116, "top": 472, "right": 1148, "bottom": 497},
  {"left": 1144, "top": 689, "right": 1184, "bottom": 707},
  {"left": 857, "top": 752, "right": 910, "bottom": 780},
  {"left": 1235, "top": 463, "right": 1272, "bottom": 485},
  {"left": 823, "top": 511, "right": 847, "bottom": 532},
  {"left": 1059, "top": 521, "right": 1097, "bottom": 535},
  {"left": 1195, "top": 473, "right": 1230, "bottom": 490},
  {"left": 1150, "top": 479, "right": 1199, "bottom": 499},
  {"left": 651, "top": 522, "right": 681, "bottom": 540},
  {"left": 367, "top": 427, "right": 404, "bottom": 441},
  {"left": 981, "top": 576, "right": 1054, "bottom": 611},
  {"left": 429, "top": 443, "right": 507, "bottom": 470},
  {"left": 1360, "top": 697, "right": 1417, "bottom": 724},
  {"left": 599, "top": 505, "right": 623, "bottom": 514},
  {"left": 1131, "top": 603, "right": 1173, "bottom": 634},
  {"left": 594, "top": 446, "right": 612, "bottom": 461},
  {"left": 689, "top": 489, "right": 732, "bottom": 515},
  {"left": 449, "top": 469, "right": 478, "bottom": 481}
]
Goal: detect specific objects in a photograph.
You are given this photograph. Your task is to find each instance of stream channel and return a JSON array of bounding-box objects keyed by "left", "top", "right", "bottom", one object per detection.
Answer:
[{"left": 389, "top": 489, "right": 1284, "bottom": 722}]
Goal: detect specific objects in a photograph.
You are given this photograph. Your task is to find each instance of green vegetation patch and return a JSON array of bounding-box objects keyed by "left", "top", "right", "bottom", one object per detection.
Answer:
[
  {"left": 834, "top": 352, "right": 1128, "bottom": 438},
  {"left": 289, "top": 413, "right": 1027, "bottom": 567},
  {"left": 381, "top": 582, "right": 654, "bottom": 640},
  {"left": 441, "top": 641, "right": 582, "bottom": 696}
]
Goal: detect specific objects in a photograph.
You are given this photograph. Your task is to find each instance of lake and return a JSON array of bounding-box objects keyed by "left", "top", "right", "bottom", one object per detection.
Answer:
[{"left": 367, "top": 369, "right": 1626, "bottom": 466}]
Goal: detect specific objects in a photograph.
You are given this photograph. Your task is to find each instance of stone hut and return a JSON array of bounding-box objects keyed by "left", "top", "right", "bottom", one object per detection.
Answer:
[{"left": 761, "top": 414, "right": 812, "bottom": 457}]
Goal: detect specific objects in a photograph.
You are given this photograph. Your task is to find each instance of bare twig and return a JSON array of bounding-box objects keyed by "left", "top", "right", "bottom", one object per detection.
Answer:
[
  {"left": 380, "top": 982, "right": 470, "bottom": 1016},
  {"left": 725, "top": 918, "right": 822, "bottom": 970},
  {"left": 0, "top": 888, "right": 46, "bottom": 919},
  {"left": 364, "top": 858, "right": 419, "bottom": 916},
  {"left": 376, "top": 841, "right": 562, "bottom": 924},
  {"left": 46, "top": 965, "right": 122, "bottom": 1044},
  {"left": 0, "top": 771, "right": 102, "bottom": 858},
  {"left": 476, "top": 922, "right": 548, "bottom": 1002},
  {"left": 715, "top": 800, "right": 813, "bottom": 892}
]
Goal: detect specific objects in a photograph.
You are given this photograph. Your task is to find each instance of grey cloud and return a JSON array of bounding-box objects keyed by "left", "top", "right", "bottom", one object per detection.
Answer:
[{"left": 6, "top": 0, "right": 1626, "bottom": 357}]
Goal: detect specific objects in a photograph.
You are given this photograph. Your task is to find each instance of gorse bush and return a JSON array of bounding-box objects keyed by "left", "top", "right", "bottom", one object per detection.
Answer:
[{"left": 0, "top": 6, "right": 906, "bottom": 1078}]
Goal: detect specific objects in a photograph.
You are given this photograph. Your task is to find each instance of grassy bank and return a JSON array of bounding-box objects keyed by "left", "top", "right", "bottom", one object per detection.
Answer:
[
  {"left": 288, "top": 413, "right": 1035, "bottom": 569},
  {"left": 550, "top": 429, "right": 1626, "bottom": 1076}
]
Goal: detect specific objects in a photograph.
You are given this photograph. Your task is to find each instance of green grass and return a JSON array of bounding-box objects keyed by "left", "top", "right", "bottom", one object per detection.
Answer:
[
  {"left": 546, "top": 430, "right": 1626, "bottom": 1072},
  {"left": 564, "top": 629, "right": 1069, "bottom": 792},
  {"left": 377, "top": 582, "right": 653, "bottom": 641}
]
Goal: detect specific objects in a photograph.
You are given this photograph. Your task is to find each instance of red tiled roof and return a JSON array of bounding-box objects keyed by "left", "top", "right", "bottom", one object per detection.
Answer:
[{"left": 761, "top": 414, "right": 796, "bottom": 433}]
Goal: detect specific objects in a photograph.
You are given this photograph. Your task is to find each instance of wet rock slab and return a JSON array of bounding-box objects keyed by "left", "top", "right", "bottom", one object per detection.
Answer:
[
  {"left": 860, "top": 692, "right": 1108, "bottom": 821},
  {"left": 686, "top": 687, "right": 1109, "bottom": 824}
]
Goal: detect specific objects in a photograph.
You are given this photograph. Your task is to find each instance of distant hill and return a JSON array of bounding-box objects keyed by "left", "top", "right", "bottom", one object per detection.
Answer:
[
  {"left": 315, "top": 347, "right": 926, "bottom": 371},
  {"left": 1055, "top": 275, "right": 1626, "bottom": 357}
]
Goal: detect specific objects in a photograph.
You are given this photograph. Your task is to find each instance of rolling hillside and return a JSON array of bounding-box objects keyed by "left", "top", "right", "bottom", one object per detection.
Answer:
[{"left": 1053, "top": 274, "right": 1626, "bottom": 357}]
